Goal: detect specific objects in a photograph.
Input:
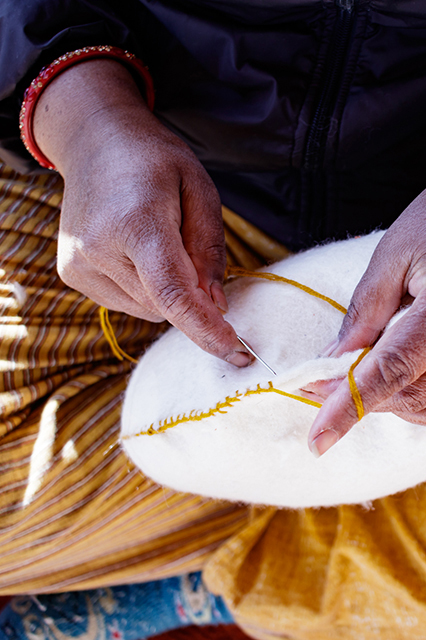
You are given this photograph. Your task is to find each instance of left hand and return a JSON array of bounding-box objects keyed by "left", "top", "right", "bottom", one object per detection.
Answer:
[{"left": 304, "top": 189, "right": 426, "bottom": 457}]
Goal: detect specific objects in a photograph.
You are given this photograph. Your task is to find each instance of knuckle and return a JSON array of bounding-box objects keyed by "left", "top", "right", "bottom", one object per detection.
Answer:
[
  {"left": 393, "top": 383, "right": 426, "bottom": 414},
  {"left": 191, "top": 316, "right": 235, "bottom": 357},
  {"left": 396, "top": 391, "right": 425, "bottom": 414},
  {"left": 340, "top": 400, "right": 359, "bottom": 424},
  {"left": 182, "top": 162, "right": 220, "bottom": 202},
  {"left": 202, "top": 241, "right": 226, "bottom": 264},
  {"left": 155, "top": 283, "right": 226, "bottom": 352},
  {"left": 156, "top": 282, "right": 192, "bottom": 320},
  {"left": 57, "top": 264, "right": 72, "bottom": 287},
  {"left": 374, "top": 350, "right": 417, "bottom": 396},
  {"left": 202, "top": 332, "right": 227, "bottom": 354},
  {"left": 201, "top": 180, "right": 221, "bottom": 210},
  {"left": 200, "top": 175, "right": 221, "bottom": 202},
  {"left": 58, "top": 237, "right": 99, "bottom": 286},
  {"left": 80, "top": 231, "right": 104, "bottom": 254},
  {"left": 117, "top": 215, "right": 152, "bottom": 254}
]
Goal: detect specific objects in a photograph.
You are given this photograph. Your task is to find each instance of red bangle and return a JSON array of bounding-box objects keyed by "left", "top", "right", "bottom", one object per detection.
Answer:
[{"left": 19, "top": 45, "right": 155, "bottom": 171}]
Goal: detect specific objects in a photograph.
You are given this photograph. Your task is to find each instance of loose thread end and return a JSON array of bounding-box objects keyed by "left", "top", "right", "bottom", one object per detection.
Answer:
[{"left": 99, "top": 306, "right": 138, "bottom": 364}]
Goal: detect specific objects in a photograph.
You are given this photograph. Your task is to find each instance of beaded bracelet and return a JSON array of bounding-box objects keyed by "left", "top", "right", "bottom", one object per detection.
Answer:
[{"left": 19, "top": 45, "right": 155, "bottom": 171}]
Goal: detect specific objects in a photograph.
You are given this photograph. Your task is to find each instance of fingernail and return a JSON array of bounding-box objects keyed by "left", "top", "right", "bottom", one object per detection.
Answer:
[
  {"left": 226, "top": 351, "right": 253, "bottom": 367},
  {"left": 211, "top": 282, "right": 228, "bottom": 314},
  {"left": 310, "top": 429, "right": 339, "bottom": 458},
  {"left": 298, "top": 389, "right": 324, "bottom": 403},
  {"left": 320, "top": 338, "right": 339, "bottom": 358}
]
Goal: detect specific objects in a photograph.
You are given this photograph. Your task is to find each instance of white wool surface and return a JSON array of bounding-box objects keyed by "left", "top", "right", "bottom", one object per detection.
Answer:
[{"left": 121, "top": 232, "right": 426, "bottom": 508}]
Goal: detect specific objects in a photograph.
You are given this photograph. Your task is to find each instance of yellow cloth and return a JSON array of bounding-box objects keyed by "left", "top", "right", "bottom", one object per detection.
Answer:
[
  {"left": 2, "top": 161, "right": 426, "bottom": 639},
  {"left": 205, "top": 494, "right": 426, "bottom": 640},
  {"left": 0, "top": 164, "right": 254, "bottom": 593}
]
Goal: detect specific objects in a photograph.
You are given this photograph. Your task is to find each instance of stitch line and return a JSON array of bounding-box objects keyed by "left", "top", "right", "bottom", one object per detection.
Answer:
[
  {"left": 122, "top": 382, "right": 322, "bottom": 439},
  {"left": 112, "top": 265, "right": 369, "bottom": 437}
]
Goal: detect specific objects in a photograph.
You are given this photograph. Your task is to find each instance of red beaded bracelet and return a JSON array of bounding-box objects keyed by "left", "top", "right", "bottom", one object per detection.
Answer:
[{"left": 19, "top": 45, "right": 155, "bottom": 171}]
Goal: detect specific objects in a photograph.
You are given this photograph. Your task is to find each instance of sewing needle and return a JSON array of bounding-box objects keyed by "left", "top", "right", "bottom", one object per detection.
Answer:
[{"left": 237, "top": 335, "right": 277, "bottom": 376}]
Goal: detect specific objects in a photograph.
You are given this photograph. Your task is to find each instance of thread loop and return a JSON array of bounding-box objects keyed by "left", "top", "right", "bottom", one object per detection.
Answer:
[{"left": 100, "top": 266, "right": 368, "bottom": 425}]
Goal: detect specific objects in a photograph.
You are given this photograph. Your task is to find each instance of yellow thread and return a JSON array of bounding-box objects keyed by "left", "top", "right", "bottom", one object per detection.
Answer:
[
  {"left": 100, "top": 267, "right": 346, "bottom": 364},
  {"left": 99, "top": 306, "right": 138, "bottom": 364},
  {"left": 347, "top": 346, "right": 371, "bottom": 421},
  {"left": 122, "top": 382, "right": 322, "bottom": 439},
  {"left": 99, "top": 264, "right": 367, "bottom": 433},
  {"left": 226, "top": 266, "right": 347, "bottom": 315},
  {"left": 226, "top": 266, "right": 370, "bottom": 421}
]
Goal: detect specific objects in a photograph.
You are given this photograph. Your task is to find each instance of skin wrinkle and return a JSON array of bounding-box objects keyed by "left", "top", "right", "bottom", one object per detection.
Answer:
[
  {"left": 36, "top": 58, "right": 426, "bottom": 448},
  {"left": 307, "top": 198, "right": 426, "bottom": 453},
  {"left": 395, "top": 383, "right": 426, "bottom": 414},
  {"left": 33, "top": 59, "right": 253, "bottom": 366},
  {"left": 339, "top": 280, "right": 401, "bottom": 346},
  {"left": 406, "top": 252, "right": 426, "bottom": 296}
]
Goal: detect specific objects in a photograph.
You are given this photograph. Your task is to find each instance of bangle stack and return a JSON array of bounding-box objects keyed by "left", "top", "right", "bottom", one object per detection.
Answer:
[{"left": 19, "top": 45, "right": 155, "bottom": 171}]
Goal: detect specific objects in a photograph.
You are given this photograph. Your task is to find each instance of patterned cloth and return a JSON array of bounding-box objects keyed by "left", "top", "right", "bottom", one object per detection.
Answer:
[
  {"left": 4, "top": 160, "right": 426, "bottom": 639},
  {"left": 0, "top": 161, "right": 288, "bottom": 596},
  {"left": 0, "top": 572, "right": 233, "bottom": 640}
]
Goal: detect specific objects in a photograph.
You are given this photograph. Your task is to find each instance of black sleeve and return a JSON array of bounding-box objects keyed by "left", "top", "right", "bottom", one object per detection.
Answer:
[{"left": 0, "top": 0, "right": 153, "bottom": 172}]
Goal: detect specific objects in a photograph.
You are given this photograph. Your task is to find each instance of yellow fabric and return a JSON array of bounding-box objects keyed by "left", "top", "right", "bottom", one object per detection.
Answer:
[
  {"left": 205, "top": 491, "right": 426, "bottom": 639},
  {"left": 2, "top": 161, "right": 426, "bottom": 639},
  {"left": 0, "top": 162, "right": 251, "bottom": 594}
]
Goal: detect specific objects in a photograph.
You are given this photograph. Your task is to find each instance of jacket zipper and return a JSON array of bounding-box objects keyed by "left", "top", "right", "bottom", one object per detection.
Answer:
[{"left": 303, "top": 0, "right": 356, "bottom": 171}]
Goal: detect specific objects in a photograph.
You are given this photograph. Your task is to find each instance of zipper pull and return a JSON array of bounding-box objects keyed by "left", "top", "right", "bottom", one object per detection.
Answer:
[{"left": 336, "top": 0, "right": 354, "bottom": 11}]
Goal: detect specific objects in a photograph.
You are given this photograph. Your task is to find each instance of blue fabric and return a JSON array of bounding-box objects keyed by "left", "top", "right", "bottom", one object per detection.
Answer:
[{"left": 0, "top": 572, "right": 233, "bottom": 640}]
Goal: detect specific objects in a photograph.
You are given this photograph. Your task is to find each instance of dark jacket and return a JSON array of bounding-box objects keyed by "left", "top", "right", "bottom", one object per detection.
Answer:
[{"left": 1, "top": 0, "right": 426, "bottom": 249}]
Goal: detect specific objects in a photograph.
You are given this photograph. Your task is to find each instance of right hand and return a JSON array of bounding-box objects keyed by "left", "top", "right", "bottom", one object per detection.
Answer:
[
  {"left": 304, "top": 189, "right": 426, "bottom": 456},
  {"left": 33, "top": 59, "right": 253, "bottom": 367}
]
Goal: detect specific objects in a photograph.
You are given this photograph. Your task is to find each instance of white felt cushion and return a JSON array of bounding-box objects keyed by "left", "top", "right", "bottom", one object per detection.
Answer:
[{"left": 121, "top": 232, "right": 426, "bottom": 508}]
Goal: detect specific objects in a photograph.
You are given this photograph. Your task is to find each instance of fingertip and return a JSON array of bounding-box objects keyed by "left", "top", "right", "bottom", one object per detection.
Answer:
[
  {"left": 307, "top": 380, "right": 356, "bottom": 451},
  {"left": 302, "top": 378, "right": 342, "bottom": 400},
  {"left": 299, "top": 389, "right": 324, "bottom": 403},
  {"left": 309, "top": 429, "right": 340, "bottom": 458},
  {"left": 226, "top": 350, "right": 255, "bottom": 368},
  {"left": 320, "top": 338, "right": 340, "bottom": 357}
]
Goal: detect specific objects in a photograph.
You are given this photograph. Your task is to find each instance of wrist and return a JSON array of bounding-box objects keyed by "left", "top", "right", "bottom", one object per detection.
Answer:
[{"left": 30, "top": 56, "right": 154, "bottom": 175}]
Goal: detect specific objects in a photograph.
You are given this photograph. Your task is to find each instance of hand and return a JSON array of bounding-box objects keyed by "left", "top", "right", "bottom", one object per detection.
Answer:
[
  {"left": 305, "top": 190, "right": 426, "bottom": 457},
  {"left": 33, "top": 59, "right": 253, "bottom": 366}
]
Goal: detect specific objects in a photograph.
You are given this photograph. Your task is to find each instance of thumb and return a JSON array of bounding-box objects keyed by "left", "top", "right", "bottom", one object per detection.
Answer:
[
  {"left": 180, "top": 170, "right": 229, "bottom": 313},
  {"left": 126, "top": 192, "right": 254, "bottom": 367},
  {"left": 330, "top": 235, "right": 407, "bottom": 357}
]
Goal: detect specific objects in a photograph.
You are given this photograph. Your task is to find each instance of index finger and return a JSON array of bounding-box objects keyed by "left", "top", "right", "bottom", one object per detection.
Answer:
[
  {"left": 307, "top": 291, "right": 426, "bottom": 456},
  {"left": 128, "top": 221, "right": 254, "bottom": 367}
]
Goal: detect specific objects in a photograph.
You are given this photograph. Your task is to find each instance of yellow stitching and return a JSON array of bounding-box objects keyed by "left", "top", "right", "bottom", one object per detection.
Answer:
[
  {"left": 115, "top": 265, "right": 369, "bottom": 438},
  {"left": 122, "top": 383, "right": 322, "bottom": 439},
  {"left": 226, "top": 267, "right": 369, "bottom": 421},
  {"left": 348, "top": 346, "right": 371, "bottom": 421}
]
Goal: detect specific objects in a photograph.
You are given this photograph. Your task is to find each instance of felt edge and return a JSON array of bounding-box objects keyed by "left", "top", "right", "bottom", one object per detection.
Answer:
[{"left": 121, "top": 350, "right": 364, "bottom": 441}]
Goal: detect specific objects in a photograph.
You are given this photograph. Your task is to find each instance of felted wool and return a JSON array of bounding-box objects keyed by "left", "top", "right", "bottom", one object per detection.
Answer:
[{"left": 121, "top": 231, "right": 426, "bottom": 508}]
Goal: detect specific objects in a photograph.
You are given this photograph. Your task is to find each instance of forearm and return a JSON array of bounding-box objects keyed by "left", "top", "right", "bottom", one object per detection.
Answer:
[{"left": 0, "top": 0, "right": 147, "bottom": 172}]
